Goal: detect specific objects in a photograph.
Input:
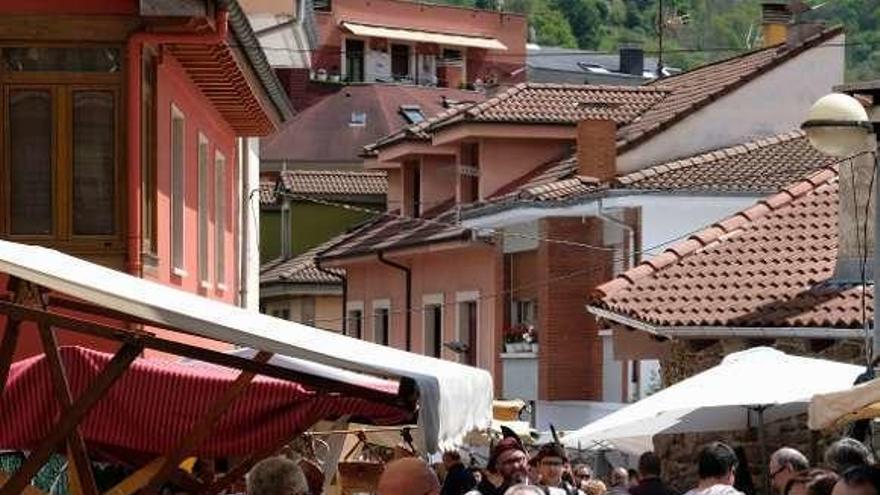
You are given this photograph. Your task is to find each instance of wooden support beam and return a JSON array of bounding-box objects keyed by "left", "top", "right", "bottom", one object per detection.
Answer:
[
  {"left": 0, "top": 300, "right": 410, "bottom": 406},
  {"left": 0, "top": 472, "right": 47, "bottom": 495},
  {"left": 0, "top": 318, "right": 21, "bottom": 397},
  {"left": 38, "top": 324, "right": 100, "bottom": 495},
  {"left": 140, "top": 352, "right": 272, "bottom": 494},
  {"left": 0, "top": 342, "right": 142, "bottom": 495}
]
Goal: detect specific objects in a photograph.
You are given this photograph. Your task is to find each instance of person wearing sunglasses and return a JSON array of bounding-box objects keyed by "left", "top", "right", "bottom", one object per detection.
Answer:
[{"left": 769, "top": 448, "right": 810, "bottom": 494}]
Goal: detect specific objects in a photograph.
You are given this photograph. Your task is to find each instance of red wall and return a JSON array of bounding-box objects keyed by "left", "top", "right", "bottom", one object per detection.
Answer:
[
  {"left": 313, "top": 0, "right": 526, "bottom": 86},
  {"left": 150, "top": 53, "right": 238, "bottom": 310},
  {"left": 0, "top": 0, "right": 136, "bottom": 14}
]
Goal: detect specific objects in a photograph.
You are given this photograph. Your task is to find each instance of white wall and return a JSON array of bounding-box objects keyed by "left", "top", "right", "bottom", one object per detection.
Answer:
[{"left": 618, "top": 34, "right": 845, "bottom": 173}]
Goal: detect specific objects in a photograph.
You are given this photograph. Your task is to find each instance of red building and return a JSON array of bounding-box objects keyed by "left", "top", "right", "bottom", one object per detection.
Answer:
[{"left": 0, "top": 0, "right": 293, "bottom": 358}]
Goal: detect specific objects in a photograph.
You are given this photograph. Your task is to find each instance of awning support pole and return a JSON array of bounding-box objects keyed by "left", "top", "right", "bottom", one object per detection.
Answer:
[
  {"left": 140, "top": 351, "right": 273, "bottom": 495},
  {"left": 0, "top": 342, "right": 142, "bottom": 495},
  {"left": 756, "top": 406, "right": 769, "bottom": 495},
  {"left": 38, "top": 323, "right": 100, "bottom": 495}
]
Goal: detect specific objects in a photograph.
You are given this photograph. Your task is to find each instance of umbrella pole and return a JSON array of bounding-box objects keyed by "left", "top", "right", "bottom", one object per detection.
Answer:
[{"left": 757, "top": 406, "right": 769, "bottom": 495}]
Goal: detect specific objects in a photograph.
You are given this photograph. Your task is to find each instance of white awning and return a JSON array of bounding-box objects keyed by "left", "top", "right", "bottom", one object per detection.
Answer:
[
  {"left": 341, "top": 21, "right": 507, "bottom": 51},
  {"left": 0, "top": 240, "right": 493, "bottom": 453}
]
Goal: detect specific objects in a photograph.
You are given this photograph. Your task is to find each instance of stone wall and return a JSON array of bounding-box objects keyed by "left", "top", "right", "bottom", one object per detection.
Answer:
[{"left": 654, "top": 338, "right": 865, "bottom": 493}]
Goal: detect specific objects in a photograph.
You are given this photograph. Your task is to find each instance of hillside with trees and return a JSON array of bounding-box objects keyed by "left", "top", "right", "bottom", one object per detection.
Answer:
[{"left": 445, "top": 0, "right": 879, "bottom": 81}]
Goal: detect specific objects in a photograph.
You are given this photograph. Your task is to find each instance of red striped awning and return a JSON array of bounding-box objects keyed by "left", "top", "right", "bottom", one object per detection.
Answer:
[{"left": 0, "top": 346, "right": 411, "bottom": 458}]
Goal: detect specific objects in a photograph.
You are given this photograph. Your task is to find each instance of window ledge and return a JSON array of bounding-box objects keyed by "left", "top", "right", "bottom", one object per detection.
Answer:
[
  {"left": 199, "top": 280, "right": 213, "bottom": 291},
  {"left": 216, "top": 283, "right": 228, "bottom": 293},
  {"left": 172, "top": 267, "right": 188, "bottom": 278}
]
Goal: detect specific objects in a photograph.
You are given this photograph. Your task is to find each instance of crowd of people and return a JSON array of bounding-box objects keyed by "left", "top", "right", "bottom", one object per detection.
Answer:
[{"left": 241, "top": 435, "right": 880, "bottom": 495}]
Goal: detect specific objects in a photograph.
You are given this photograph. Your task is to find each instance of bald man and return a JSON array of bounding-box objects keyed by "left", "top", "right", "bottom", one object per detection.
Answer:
[
  {"left": 378, "top": 458, "right": 441, "bottom": 495},
  {"left": 609, "top": 467, "right": 630, "bottom": 495}
]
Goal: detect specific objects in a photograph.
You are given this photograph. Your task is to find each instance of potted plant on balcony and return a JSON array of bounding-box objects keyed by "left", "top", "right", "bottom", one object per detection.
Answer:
[
  {"left": 503, "top": 325, "right": 524, "bottom": 353},
  {"left": 524, "top": 326, "right": 538, "bottom": 353}
]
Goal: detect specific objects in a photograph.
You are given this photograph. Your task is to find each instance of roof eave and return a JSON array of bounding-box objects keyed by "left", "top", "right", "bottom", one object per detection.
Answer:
[{"left": 587, "top": 305, "right": 864, "bottom": 340}]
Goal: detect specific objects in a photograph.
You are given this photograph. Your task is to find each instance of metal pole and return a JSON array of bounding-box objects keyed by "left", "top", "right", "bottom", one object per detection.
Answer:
[
  {"left": 873, "top": 142, "right": 880, "bottom": 365},
  {"left": 757, "top": 407, "right": 769, "bottom": 495}
]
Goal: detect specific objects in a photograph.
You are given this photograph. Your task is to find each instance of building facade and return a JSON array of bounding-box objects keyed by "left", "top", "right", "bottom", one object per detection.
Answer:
[{"left": 0, "top": 0, "right": 291, "bottom": 359}]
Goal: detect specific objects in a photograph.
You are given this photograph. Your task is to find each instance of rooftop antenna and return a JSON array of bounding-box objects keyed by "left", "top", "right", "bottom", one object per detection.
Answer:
[{"left": 656, "top": 0, "right": 665, "bottom": 79}]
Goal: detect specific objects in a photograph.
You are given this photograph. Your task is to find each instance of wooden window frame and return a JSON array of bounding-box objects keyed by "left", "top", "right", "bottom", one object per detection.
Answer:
[{"left": 1, "top": 66, "right": 124, "bottom": 253}]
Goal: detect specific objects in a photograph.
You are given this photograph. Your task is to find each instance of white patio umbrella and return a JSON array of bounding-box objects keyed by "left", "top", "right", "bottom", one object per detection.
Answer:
[{"left": 561, "top": 347, "right": 861, "bottom": 458}]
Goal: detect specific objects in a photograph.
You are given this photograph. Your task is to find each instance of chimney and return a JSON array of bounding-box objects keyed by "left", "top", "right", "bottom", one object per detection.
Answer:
[
  {"left": 761, "top": 2, "right": 792, "bottom": 47},
  {"left": 618, "top": 45, "right": 644, "bottom": 77},
  {"left": 576, "top": 120, "right": 617, "bottom": 181}
]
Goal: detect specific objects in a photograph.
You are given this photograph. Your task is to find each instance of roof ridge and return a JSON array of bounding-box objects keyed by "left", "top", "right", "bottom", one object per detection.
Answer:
[
  {"left": 616, "top": 130, "right": 806, "bottom": 186},
  {"left": 281, "top": 169, "right": 387, "bottom": 176},
  {"left": 592, "top": 164, "right": 839, "bottom": 302}
]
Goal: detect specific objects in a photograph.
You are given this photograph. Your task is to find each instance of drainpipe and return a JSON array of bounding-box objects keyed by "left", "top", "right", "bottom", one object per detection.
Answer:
[
  {"left": 125, "top": 11, "right": 230, "bottom": 276},
  {"left": 596, "top": 198, "right": 636, "bottom": 271},
  {"left": 314, "top": 258, "right": 347, "bottom": 335},
  {"left": 378, "top": 251, "right": 412, "bottom": 351},
  {"left": 595, "top": 198, "right": 638, "bottom": 400}
]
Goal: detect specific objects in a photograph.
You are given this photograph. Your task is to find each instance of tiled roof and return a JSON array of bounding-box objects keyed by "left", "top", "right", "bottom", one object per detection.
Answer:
[
  {"left": 279, "top": 170, "right": 387, "bottom": 197},
  {"left": 260, "top": 180, "right": 277, "bottom": 205},
  {"left": 367, "top": 27, "right": 842, "bottom": 153},
  {"left": 318, "top": 201, "right": 478, "bottom": 260},
  {"left": 592, "top": 167, "right": 872, "bottom": 329},
  {"left": 462, "top": 130, "right": 836, "bottom": 217},
  {"left": 260, "top": 235, "right": 348, "bottom": 286},
  {"left": 261, "top": 84, "right": 485, "bottom": 164}
]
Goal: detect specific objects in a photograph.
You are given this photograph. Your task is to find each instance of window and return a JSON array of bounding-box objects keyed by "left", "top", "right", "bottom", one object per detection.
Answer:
[
  {"left": 350, "top": 111, "right": 367, "bottom": 126},
  {"left": 514, "top": 299, "right": 537, "bottom": 325},
  {"left": 391, "top": 44, "right": 411, "bottom": 80},
  {"left": 347, "top": 309, "right": 363, "bottom": 339},
  {"left": 442, "top": 48, "right": 463, "bottom": 63},
  {"left": 170, "top": 105, "right": 186, "bottom": 274},
  {"left": 458, "top": 300, "right": 478, "bottom": 366},
  {"left": 424, "top": 303, "right": 443, "bottom": 358},
  {"left": 197, "top": 134, "right": 210, "bottom": 286},
  {"left": 141, "top": 48, "right": 158, "bottom": 256},
  {"left": 344, "top": 39, "right": 365, "bottom": 82},
  {"left": 460, "top": 142, "right": 480, "bottom": 203},
  {"left": 2, "top": 47, "right": 122, "bottom": 252},
  {"left": 406, "top": 162, "right": 421, "bottom": 218},
  {"left": 73, "top": 91, "right": 115, "bottom": 236},
  {"left": 214, "top": 151, "right": 226, "bottom": 287},
  {"left": 374, "top": 307, "right": 390, "bottom": 345},
  {"left": 8, "top": 89, "right": 52, "bottom": 235},
  {"left": 399, "top": 105, "right": 425, "bottom": 124}
]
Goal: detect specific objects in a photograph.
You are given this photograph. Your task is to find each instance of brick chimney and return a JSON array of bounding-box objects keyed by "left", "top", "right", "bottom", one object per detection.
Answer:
[
  {"left": 576, "top": 119, "right": 617, "bottom": 181},
  {"left": 761, "top": 2, "right": 791, "bottom": 47}
]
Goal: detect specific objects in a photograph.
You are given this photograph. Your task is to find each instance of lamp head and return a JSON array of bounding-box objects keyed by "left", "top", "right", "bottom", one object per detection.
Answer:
[{"left": 801, "top": 93, "right": 872, "bottom": 157}]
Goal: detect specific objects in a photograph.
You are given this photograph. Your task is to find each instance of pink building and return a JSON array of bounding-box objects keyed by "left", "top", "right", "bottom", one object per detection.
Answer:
[
  {"left": 317, "top": 19, "right": 845, "bottom": 425},
  {"left": 0, "top": 0, "right": 292, "bottom": 359}
]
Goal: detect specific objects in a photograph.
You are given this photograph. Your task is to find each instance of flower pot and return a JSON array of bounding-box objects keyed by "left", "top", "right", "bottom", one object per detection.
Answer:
[
  {"left": 315, "top": 69, "right": 327, "bottom": 81},
  {"left": 516, "top": 342, "right": 529, "bottom": 352},
  {"left": 504, "top": 343, "right": 516, "bottom": 353},
  {"left": 329, "top": 74, "right": 341, "bottom": 83},
  {"left": 531, "top": 343, "right": 539, "bottom": 353}
]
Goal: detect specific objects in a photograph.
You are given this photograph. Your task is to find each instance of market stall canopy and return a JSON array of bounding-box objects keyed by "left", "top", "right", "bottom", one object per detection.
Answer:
[
  {"left": 809, "top": 375, "right": 880, "bottom": 430},
  {"left": 0, "top": 240, "right": 494, "bottom": 452},
  {"left": 561, "top": 348, "right": 862, "bottom": 453},
  {"left": 0, "top": 346, "right": 410, "bottom": 457},
  {"left": 341, "top": 22, "right": 508, "bottom": 50}
]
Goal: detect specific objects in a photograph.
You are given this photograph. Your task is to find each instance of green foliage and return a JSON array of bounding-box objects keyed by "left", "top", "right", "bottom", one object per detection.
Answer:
[{"left": 438, "top": 0, "right": 880, "bottom": 81}]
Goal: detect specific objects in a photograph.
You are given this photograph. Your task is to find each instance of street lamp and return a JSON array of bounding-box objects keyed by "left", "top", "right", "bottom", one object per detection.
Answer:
[{"left": 801, "top": 92, "right": 879, "bottom": 363}]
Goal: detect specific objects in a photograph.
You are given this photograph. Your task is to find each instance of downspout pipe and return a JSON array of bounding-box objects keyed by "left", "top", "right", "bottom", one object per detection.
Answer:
[
  {"left": 125, "top": 11, "right": 230, "bottom": 276},
  {"left": 378, "top": 251, "right": 412, "bottom": 351},
  {"left": 314, "top": 258, "right": 347, "bottom": 335},
  {"left": 596, "top": 198, "right": 636, "bottom": 270}
]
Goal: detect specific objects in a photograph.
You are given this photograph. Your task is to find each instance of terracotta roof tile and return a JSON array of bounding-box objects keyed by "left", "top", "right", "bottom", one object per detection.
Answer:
[
  {"left": 593, "top": 167, "right": 870, "bottom": 329},
  {"left": 260, "top": 234, "right": 348, "bottom": 286},
  {"left": 368, "top": 27, "right": 841, "bottom": 154},
  {"left": 259, "top": 181, "right": 277, "bottom": 205},
  {"left": 317, "top": 201, "right": 480, "bottom": 260},
  {"left": 463, "top": 130, "right": 836, "bottom": 218},
  {"left": 278, "top": 170, "right": 387, "bottom": 197}
]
